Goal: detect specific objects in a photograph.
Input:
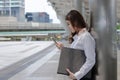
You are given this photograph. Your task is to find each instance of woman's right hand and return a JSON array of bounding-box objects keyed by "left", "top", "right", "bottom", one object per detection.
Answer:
[{"left": 55, "top": 42, "right": 64, "bottom": 49}]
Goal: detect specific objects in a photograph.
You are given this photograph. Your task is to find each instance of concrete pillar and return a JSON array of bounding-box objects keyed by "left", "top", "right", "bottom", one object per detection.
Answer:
[
  {"left": 74, "top": 0, "right": 83, "bottom": 13},
  {"left": 74, "top": 0, "right": 86, "bottom": 22},
  {"left": 89, "top": 0, "right": 117, "bottom": 80}
]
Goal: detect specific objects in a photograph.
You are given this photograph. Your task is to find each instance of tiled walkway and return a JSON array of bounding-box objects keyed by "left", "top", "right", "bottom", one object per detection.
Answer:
[
  {"left": 0, "top": 41, "right": 119, "bottom": 80},
  {"left": 0, "top": 41, "right": 54, "bottom": 70}
]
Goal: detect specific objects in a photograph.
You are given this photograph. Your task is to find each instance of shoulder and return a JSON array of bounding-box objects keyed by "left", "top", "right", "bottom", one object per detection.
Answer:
[
  {"left": 82, "top": 31, "right": 93, "bottom": 39},
  {"left": 81, "top": 31, "right": 95, "bottom": 43}
]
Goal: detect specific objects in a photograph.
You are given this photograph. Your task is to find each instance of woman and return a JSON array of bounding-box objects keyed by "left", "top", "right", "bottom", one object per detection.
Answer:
[{"left": 56, "top": 10, "right": 96, "bottom": 80}]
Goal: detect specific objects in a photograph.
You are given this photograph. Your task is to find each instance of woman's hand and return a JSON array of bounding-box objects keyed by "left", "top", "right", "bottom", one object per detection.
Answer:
[
  {"left": 55, "top": 42, "right": 64, "bottom": 49},
  {"left": 66, "top": 68, "right": 76, "bottom": 80}
]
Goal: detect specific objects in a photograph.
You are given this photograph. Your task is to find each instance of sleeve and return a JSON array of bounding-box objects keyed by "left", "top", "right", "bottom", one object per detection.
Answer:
[{"left": 74, "top": 34, "right": 96, "bottom": 80}]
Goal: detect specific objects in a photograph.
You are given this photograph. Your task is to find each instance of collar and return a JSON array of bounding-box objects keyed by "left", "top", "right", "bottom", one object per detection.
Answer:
[{"left": 78, "top": 28, "right": 87, "bottom": 36}]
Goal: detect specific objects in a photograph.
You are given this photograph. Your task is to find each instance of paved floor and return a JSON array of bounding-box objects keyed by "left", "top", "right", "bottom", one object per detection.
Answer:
[
  {"left": 0, "top": 41, "right": 54, "bottom": 70},
  {"left": 0, "top": 41, "right": 119, "bottom": 80},
  {"left": 7, "top": 42, "right": 70, "bottom": 80},
  {"left": 8, "top": 48, "right": 62, "bottom": 80}
]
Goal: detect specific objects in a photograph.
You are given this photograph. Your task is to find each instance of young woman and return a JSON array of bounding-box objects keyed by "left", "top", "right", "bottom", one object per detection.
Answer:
[{"left": 56, "top": 10, "right": 96, "bottom": 80}]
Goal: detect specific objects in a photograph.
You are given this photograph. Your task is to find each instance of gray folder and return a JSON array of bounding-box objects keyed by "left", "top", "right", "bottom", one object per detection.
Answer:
[{"left": 57, "top": 47, "right": 86, "bottom": 75}]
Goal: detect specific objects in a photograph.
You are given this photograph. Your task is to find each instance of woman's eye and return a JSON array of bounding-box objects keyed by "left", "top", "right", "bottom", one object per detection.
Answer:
[{"left": 67, "top": 23, "right": 70, "bottom": 26}]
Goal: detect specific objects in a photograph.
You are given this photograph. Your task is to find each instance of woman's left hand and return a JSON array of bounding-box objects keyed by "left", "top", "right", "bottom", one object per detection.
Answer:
[{"left": 66, "top": 68, "right": 76, "bottom": 80}]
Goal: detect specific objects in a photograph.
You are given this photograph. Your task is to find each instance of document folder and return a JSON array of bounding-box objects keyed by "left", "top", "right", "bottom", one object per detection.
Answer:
[{"left": 57, "top": 47, "right": 86, "bottom": 75}]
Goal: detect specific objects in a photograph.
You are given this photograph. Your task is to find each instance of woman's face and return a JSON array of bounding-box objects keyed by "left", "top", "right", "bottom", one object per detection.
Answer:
[{"left": 66, "top": 20, "right": 75, "bottom": 33}]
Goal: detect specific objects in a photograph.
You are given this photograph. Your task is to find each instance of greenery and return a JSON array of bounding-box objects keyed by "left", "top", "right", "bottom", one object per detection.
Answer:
[{"left": 116, "top": 24, "right": 120, "bottom": 29}]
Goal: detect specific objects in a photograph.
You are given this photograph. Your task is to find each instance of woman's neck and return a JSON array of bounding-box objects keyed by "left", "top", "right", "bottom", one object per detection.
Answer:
[{"left": 77, "top": 28, "right": 86, "bottom": 35}]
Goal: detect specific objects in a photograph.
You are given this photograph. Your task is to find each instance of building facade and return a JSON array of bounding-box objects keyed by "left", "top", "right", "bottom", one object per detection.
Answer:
[
  {"left": 25, "top": 12, "right": 52, "bottom": 23},
  {"left": 0, "top": 0, "right": 25, "bottom": 22}
]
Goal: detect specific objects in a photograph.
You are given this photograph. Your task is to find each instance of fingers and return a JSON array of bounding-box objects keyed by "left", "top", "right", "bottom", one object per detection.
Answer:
[
  {"left": 66, "top": 68, "right": 72, "bottom": 74},
  {"left": 66, "top": 68, "right": 76, "bottom": 80},
  {"left": 55, "top": 42, "right": 63, "bottom": 49},
  {"left": 55, "top": 42, "right": 61, "bottom": 49}
]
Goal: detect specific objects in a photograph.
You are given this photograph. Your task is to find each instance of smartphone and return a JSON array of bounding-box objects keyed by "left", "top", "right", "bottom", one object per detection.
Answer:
[{"left": 51, "top": 37, "right": 57, "bottom": 44}]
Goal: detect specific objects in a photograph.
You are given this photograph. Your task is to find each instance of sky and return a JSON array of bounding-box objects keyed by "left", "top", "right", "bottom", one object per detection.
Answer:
[{"left": 25, "top": 0, "right": 60, "bottom": 23}]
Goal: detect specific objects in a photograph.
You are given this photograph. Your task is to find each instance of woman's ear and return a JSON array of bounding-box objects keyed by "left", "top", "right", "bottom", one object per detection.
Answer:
[{"left": 73, "top": 27, "right": 79, "bottom": 32}]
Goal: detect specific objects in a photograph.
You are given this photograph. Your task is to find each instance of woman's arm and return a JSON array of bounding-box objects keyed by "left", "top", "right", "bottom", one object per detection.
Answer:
[{"left": 74, "top": 34, "right": 96, "bottom": 80}]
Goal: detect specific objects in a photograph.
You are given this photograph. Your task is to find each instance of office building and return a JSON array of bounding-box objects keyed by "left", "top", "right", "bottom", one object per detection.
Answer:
[
  {"left": 0, "top": 0, "right": 25, "bottom": 22},
  {"left": 25, "top": 12, "right": 51, "bottom": 23}
]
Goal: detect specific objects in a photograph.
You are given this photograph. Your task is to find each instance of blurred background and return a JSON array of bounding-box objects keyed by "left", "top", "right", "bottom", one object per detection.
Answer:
[{"left": 0, "top": 0, "right": 118, "bottom": 80}]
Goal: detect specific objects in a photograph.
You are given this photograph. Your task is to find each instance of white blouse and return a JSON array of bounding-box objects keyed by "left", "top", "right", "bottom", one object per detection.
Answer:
[{"left": 70, "top": 29, "right": 96, "bottom": 80}]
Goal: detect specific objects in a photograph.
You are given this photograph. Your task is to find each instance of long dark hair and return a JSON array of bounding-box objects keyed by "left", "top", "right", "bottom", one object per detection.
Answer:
[
  {"left": 65, "top": 10, "right": 87, "bottom": 43},
  {"left": 65, "top": 10, "right": 87, "bottom": 29},
  {"left": 68, "top": 32, "right": 77, "bottom": 44}
]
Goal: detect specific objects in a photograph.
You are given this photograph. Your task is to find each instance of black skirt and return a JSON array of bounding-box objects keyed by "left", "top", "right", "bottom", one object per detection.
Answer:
[
  {"left": 80, "top": 77, "right": 92, "bottom": 80},
  {"left": 73, "top": 78, "right": 91, "bottom": 80}
]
